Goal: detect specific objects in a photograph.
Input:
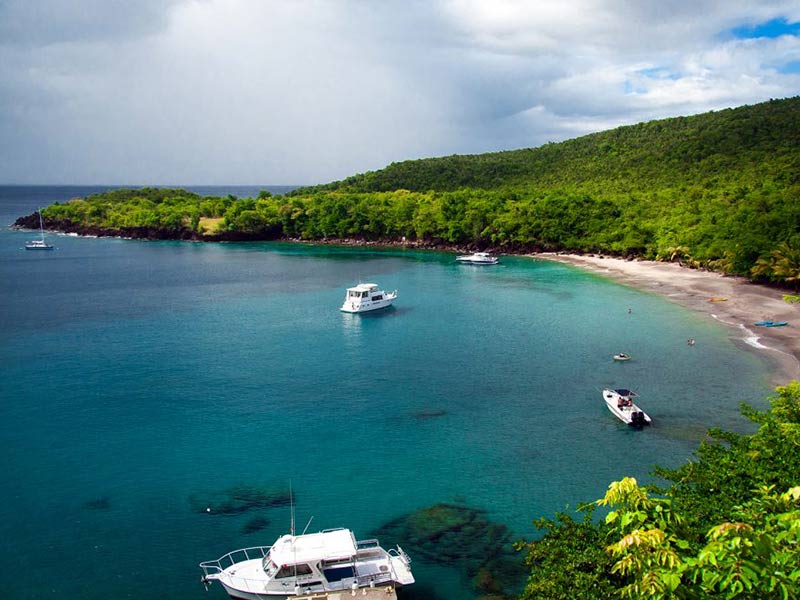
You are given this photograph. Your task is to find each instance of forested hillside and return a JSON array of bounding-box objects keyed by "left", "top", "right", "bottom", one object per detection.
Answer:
[
  {"left": 19, "top": 97, "right": 800, "bottom": 284},
  {"left": 290, "top": 97, "right": 799, "bottom": 194}
]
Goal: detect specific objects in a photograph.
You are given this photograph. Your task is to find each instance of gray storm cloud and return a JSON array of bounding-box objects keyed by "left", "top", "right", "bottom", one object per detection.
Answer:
[{"left": 0, "top": 0, "right": 798, "bottom": 185}]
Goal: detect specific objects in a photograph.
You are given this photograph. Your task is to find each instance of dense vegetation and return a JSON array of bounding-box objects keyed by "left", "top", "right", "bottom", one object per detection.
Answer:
[
  {"left": 22, "top": 96, "right": 800, "bottom": 283},
  {"left": 516, "top": 382, "right": 800, "bottom": 599}
]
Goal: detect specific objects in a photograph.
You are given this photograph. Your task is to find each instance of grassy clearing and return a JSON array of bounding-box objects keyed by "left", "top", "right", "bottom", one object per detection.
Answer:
[{"left": 198, "top": 217, "right": 224, "bottom": 235}]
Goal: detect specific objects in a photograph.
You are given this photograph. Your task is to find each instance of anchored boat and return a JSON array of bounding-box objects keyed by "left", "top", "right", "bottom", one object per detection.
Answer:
[
  {"left": 340, "top": 283, "right": 397, "bottom": 313},
  {"left": 456, "top": 251, "right": 499, "bottom": 265},
  {"left": 25, "top": 209, "right": 54, "bottom": 250},
  {"left": 200, "top": 527, "right": 414, "bottom": 600},
  {"left": 603, "top": 388, "right": 651, "bottom": 427}
]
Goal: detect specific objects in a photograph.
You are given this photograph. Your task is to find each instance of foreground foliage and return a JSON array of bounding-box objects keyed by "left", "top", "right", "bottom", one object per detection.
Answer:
[
  {"left": 517, "top": 382, "right": 800, "bottom": 599},
  {"left": 30, "top": 97, "right": 800, "bottom": 284}
]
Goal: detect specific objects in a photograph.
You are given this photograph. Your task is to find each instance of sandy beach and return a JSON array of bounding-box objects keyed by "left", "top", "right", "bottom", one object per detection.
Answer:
[{"left": 536, "top": 253, "right": 800, "bottom": 387}]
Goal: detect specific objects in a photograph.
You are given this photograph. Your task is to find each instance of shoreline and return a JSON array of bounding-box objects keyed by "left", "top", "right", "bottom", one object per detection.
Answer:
[
  {"left": 536, "top": 253, "right": 800, "bottom": 388},
  {"left": 15, "top": 217, "right": 800, "bottom": 386}
]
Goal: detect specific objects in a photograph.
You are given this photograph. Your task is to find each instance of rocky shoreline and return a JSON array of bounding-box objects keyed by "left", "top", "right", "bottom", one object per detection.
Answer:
[{"left": 12, "top": 212, "right": 528, "bottom": 252}]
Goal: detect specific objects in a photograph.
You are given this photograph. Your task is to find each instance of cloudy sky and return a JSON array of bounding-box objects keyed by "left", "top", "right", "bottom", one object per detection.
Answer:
[{"left": 1, "top": 0, "right": 798, "bottom": 185}]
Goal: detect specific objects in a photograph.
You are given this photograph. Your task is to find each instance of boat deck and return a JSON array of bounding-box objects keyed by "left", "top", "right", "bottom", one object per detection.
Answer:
[{"left": 289, "top": 588, "right": 397, "bottom": 600}]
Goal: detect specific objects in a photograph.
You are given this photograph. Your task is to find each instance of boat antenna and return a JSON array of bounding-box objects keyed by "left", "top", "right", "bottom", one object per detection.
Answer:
[
  {"left": 301, "top": 515, "right": 314, "bottom": 536},
  {"left": 289, "top": 481, "right": 294, "bottom": 536},
  {"left": 289, "top": 481, "right": 298, "bottom": 585}
]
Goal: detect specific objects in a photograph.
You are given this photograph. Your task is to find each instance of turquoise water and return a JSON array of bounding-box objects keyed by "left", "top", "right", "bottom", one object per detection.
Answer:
[{"left": 0, "top": 186, "right": 771, "bottom": 599}]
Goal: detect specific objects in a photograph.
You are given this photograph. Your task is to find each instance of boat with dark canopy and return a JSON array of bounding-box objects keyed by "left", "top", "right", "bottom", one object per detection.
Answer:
[{"left": 602, "top": 388, "right": 651, "bottom": 427}]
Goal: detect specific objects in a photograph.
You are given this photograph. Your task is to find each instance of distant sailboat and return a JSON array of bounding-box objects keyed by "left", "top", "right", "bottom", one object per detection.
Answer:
[{"left": 25, "top": 209, "right": 54, "bottom": 250}]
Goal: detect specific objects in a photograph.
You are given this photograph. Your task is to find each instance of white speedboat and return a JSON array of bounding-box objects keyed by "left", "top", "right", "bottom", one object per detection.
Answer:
[
  {"left": 613, "top": 353, "right": 632, "bottom": 361},
  {"left": 25, "top": 209, "right": 54, "bottom": 250},
  {"left": 603, "top": 388, "right": 651, "bottom": 427},
  {"left": 340, "top": 283, "right": 397, "bottom": 313},
  {"left": 456, "top": 251, "right": 498, "bottom": 265},
  {"left": 200, "top": 527, "right": 415, "bottom": 600}
]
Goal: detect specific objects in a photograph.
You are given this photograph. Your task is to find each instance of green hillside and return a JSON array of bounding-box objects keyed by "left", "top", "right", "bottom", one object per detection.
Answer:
[
  {"left": 25, "top": 97, "right": 800, "bottom": 284},
  {"left": 291, "top": 97, "right": 799, "bottom": 194}
]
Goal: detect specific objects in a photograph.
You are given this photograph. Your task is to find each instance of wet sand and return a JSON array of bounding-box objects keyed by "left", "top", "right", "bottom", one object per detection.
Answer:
[{"left": 536, "top": 253, "right": 800, "bottom": 387}]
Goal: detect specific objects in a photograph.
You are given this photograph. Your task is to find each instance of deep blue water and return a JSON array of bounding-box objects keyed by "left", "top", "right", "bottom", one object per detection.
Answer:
[{"left": 0, "top": 186, "right": 771, "bottom": 599}]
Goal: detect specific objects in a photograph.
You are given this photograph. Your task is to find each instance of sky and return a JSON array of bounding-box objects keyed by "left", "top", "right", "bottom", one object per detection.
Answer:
[{"left": 1, "top": 0, "right": 799, "bottom": 186}]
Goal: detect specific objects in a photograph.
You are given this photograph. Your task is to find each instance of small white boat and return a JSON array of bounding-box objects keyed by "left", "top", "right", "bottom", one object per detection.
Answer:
[
  {"left": 456, "top": 251, "right": 498, "bottom": 265},
  {"left": 613, "top": 353, "right": 632, "bottom": 361},
  {"left": 25, "top": 209, "right": 54, "bottom": 250},
  {"left": 340, "top": 283, "right": 397, "bottom": 313},
  {"left": 603, "top": 388, "right": 651, "bottom": 427},
  {"left": 200, "top": 527, "right": 415, "bottom": 600}
]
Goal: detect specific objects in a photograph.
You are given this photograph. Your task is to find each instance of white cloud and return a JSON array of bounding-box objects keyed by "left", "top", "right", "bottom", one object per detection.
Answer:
[{"left": 0, "top": 0, "right": 798, "bottom": 184}]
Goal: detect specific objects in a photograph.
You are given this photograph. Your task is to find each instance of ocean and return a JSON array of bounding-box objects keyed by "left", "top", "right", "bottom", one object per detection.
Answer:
[{"left": 0, "top": 185, "right": 771, "bottom": 599}]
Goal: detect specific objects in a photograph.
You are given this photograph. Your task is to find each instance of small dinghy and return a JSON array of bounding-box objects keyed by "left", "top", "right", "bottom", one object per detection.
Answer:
[
  {"left": 613, "top": 353, "right": 632, "bottom": 361},
  {"left": 754, "top": 320, "right": 788, "bottom": 327},
  {"left": 603, "top": 388, "right": 651, "bottom": 427}
]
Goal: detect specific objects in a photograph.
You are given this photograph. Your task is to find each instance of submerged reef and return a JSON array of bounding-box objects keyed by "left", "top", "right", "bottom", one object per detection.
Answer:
[
  {"left": 189, "top": 485, "right": 291, "bottom": 516},
  {"left": 82, "top": 497, "right": 111, "bottom": 511},
  {"left": 373, "top": 503, "right": 524, "bottom": 599},
  {"left": 412, "top": 409, "right": 448, "bottom": 420},
  {"left": 242, "top": 516, "right": 271, "bottom": 535}
]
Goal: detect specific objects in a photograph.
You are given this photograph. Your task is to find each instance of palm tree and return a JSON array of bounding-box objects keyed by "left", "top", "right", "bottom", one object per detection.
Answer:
[
  {"left": 771, "top": 241, "right": 800, "bottom": 289},
  {"left": 750, "top": 255, "right": 777, "bottom": 281}
]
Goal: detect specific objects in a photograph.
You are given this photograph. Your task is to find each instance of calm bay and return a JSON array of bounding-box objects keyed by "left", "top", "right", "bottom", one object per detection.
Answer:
[{"left": 0, "top": 186, "right": 771, "bottom": 599}]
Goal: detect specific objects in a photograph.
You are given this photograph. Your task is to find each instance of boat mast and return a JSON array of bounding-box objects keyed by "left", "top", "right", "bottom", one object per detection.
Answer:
[{"left": 38, "top": 209, "right": 45, "bottom": 241}]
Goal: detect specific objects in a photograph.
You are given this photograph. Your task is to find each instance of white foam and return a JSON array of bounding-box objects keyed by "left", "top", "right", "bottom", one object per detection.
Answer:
[{"left": 711, "top": 314, "right": 773, "bottom": 350}]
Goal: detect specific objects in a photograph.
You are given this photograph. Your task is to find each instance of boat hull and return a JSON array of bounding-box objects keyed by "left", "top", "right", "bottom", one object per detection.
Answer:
[
  {"left": 340, "top": 293, "right": 397, "bottom": 313},
  {"left": 218, "top": 582, "right": 406, "bottom": 600},
  {"left": 456, "top": 258, "right": 498, "bottom": 265}
]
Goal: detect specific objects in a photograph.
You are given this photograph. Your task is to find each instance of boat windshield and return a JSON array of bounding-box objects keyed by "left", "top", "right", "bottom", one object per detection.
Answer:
[
  {"left": 275, "top": 564, "right": 313, "bottom": 578},
  {"left": 263, "top": 559, "right": 278, "bottom": 575}
]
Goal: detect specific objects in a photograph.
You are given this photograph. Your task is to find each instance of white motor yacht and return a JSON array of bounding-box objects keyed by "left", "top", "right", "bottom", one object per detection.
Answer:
[
  {"left": 340, "top": 283, "right": 397, "bottom": 313},
  {"left": 456, "top": 251, "right": 498, "bottom": 265},
  {"left": 200, "top": 527, "right": 414, "bottom": 600},
  {"left": 602, "top": 388, "right": 652, "bottom": 427}
]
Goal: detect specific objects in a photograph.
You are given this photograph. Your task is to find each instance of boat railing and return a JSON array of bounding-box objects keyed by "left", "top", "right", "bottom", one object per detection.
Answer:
[
  {"left": 354, "top": 570, "right": 396, "bottom": 588},
  {"left": 388, "top": 545, "right": 412, "bottom": 565},
  {"left": 199, "top": 545, "right": 272, "bottom": 578},
  {"left": 356, "top": 538, "right": 380, "bottom": 550}
]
